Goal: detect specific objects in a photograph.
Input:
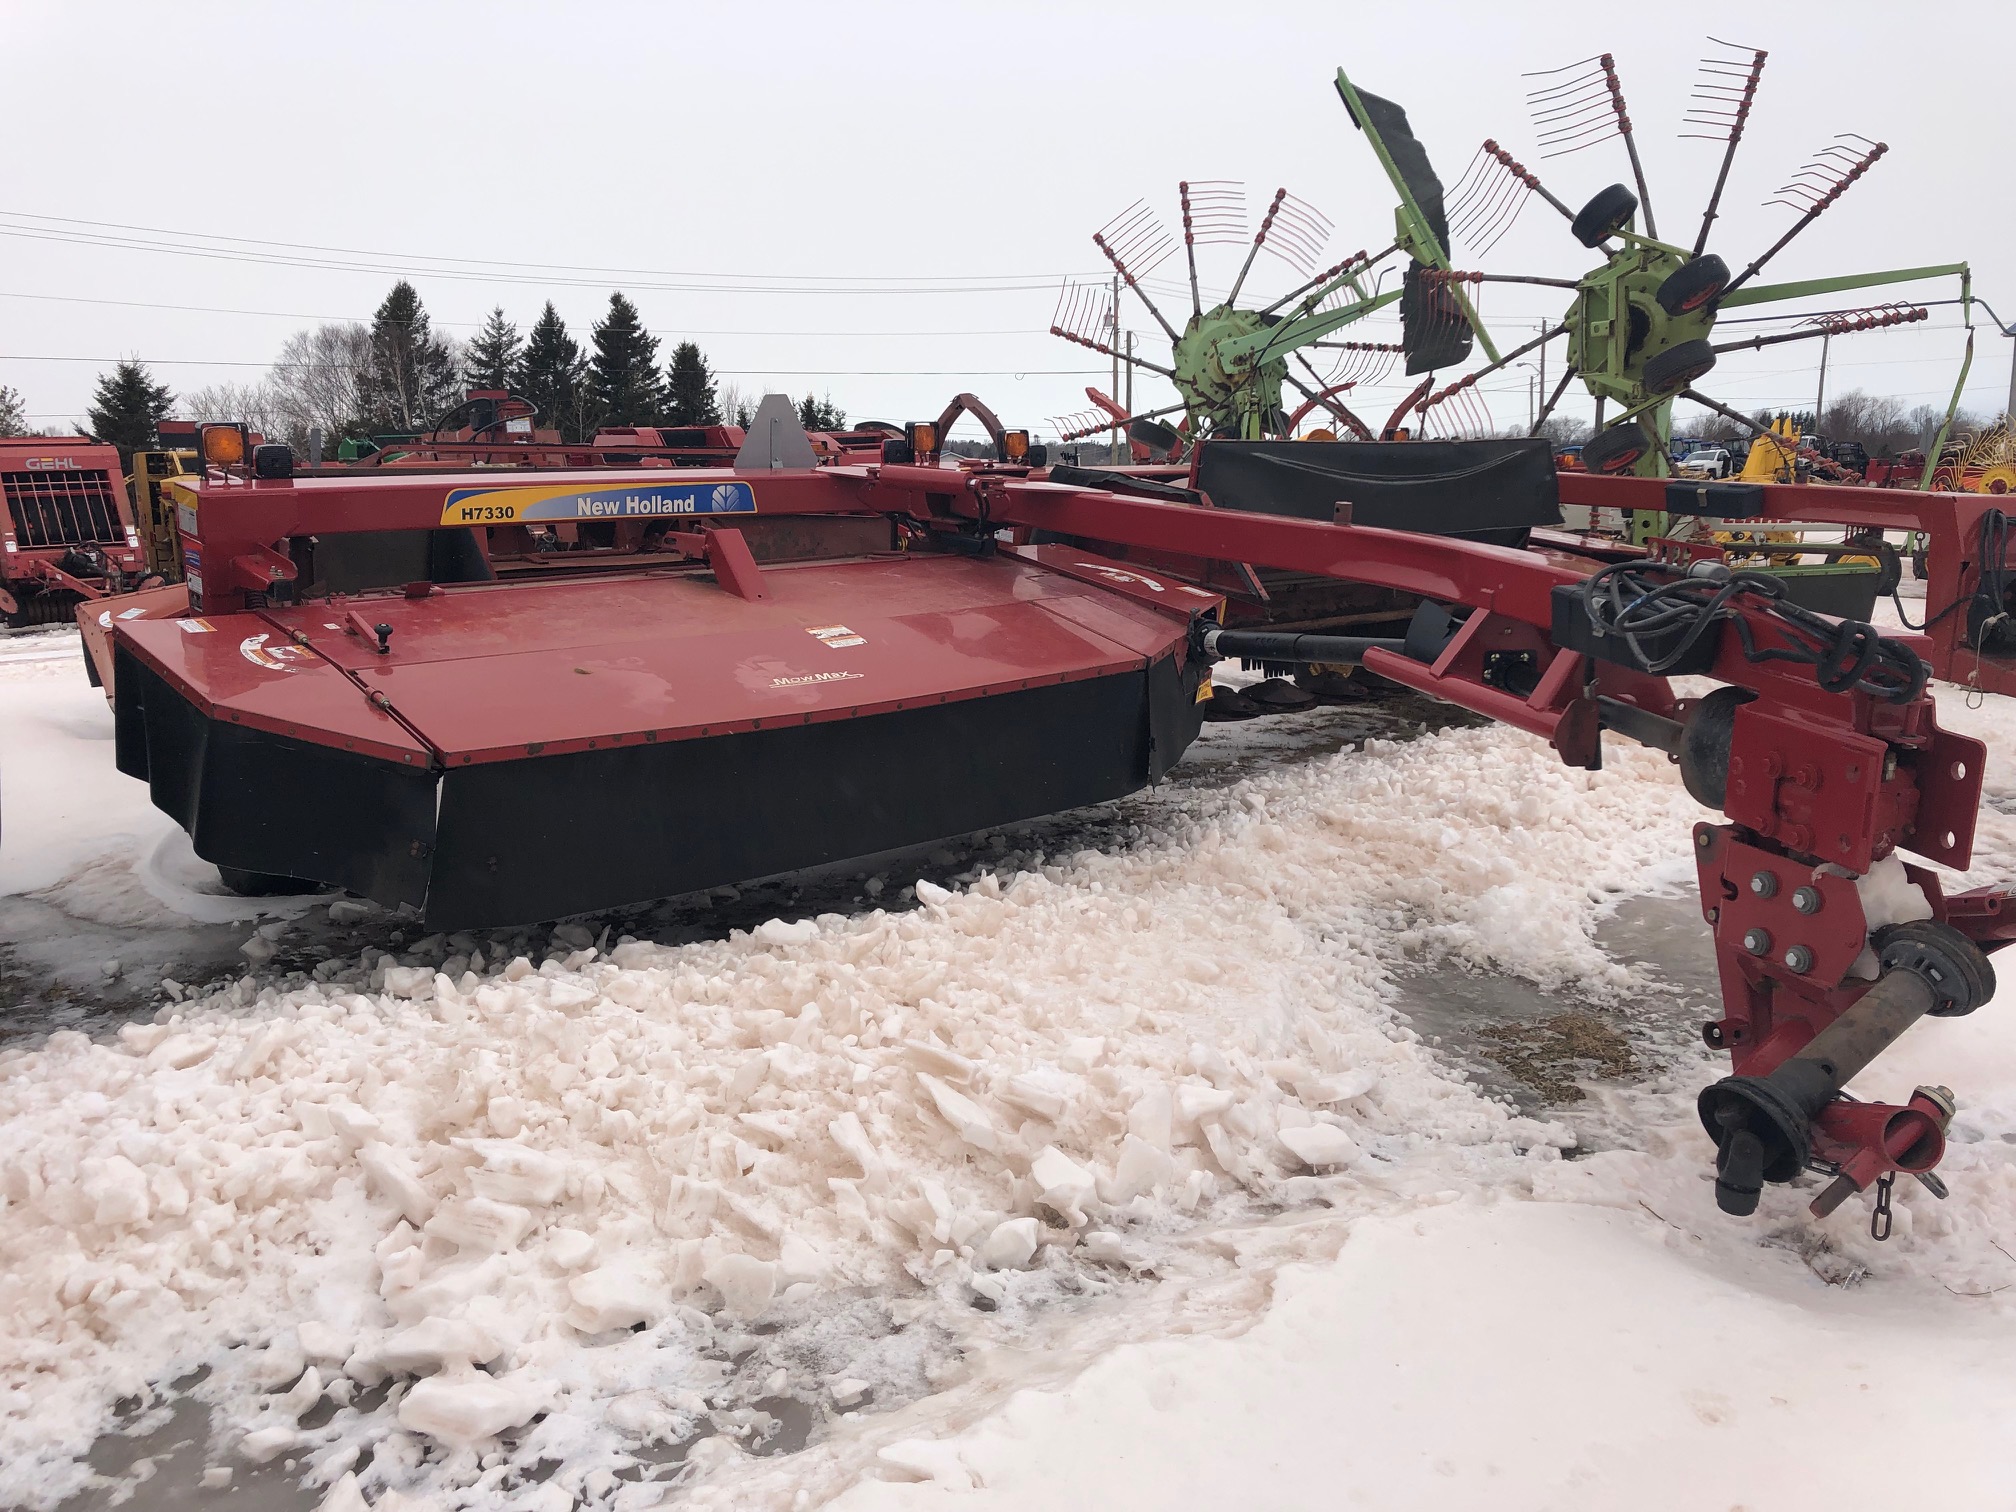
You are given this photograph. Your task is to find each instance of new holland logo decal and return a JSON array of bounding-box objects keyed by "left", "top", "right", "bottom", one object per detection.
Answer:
[{"left": 440, "top": 480, "right": 756, "bottom": 526}]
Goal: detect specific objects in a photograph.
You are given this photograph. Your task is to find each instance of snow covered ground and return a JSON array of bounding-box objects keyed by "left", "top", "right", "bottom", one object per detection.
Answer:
[{"left": 4, "top": 624, "right": 2016, "bottom": 1512}]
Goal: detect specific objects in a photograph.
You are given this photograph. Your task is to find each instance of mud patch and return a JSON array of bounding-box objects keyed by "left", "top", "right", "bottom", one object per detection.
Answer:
[{"left": 1477, "top": 1011, "right": 1638, "bottom": 1105}]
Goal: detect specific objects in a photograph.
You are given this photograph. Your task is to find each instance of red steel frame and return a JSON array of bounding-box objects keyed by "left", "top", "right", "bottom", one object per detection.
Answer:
[
  {"left": 145, "top": 459, "right": 2016, "bottom": 1217},
  {"left": 0, "top": 437, "right": 147, "bottom": 617},
  {"left": 1559, "top": 471, "right": 2016, "bottom": 699}
]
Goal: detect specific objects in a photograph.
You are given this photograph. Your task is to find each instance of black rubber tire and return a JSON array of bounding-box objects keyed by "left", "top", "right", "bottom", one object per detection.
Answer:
[
  {"left": 1641, "top": 338, "right": 1718, "bottom": 396},
  {"left": 1848, "top": 534, "right": 1903, "bottom": 597},
  {"left": 1581, "top": 421, "right": 1653, "bottom": 476},
  {"left": 1655, "top": 254, "right": 1731, "bottom": 315},
  {"left": 217, "top": 865, "right": 319, "bottom": 898},
  {"left": 1679, "top": 686, "right": 1758, "bottom": 808},
  {"left": 1572, "top": 183, "right": 1639, "bottom": 248}
]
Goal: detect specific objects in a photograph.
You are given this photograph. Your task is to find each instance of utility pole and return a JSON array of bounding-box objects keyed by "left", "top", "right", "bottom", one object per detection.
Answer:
[
  {"left": 1110, "top": 274, "right": 1122, "bottom": 462},
  {"left": 1124, "top": 331, "right": 1135, "bottom": 438},
  {"left": 1536, "top": 321, "right": 1547, "bottom": 431},
  {"left": 1814, "top": 330, "right": 1831, "bottom": 435},
  {"left": 2007, "top": 324, "right": 2016, "bottom": 421}
]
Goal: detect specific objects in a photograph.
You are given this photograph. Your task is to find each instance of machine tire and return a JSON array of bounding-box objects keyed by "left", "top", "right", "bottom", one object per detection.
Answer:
[
  {"left": 1581, "top": 421, "right": 1653, "bottom": 475},
  {"left": 1642, "top": 339, "right": 1718, "bottom": 396},
  {"left": 217, "top": 865, "right": 319, "bottom": 898},
  {"left": 1847, "top": 534, "right": 1903, "bottom": 597},
  {"left": 1572, "top": 183, "right": 1639, "bottom": 248},
  {"left": 1680, "top": 686, "right": 1758, "bottom": 809},
  {"left": 1655, "top": 254, "right": 1730, "bottom": 315}
]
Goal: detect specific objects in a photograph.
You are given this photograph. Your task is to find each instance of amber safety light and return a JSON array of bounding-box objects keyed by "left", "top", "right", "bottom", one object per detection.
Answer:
[
  {"left": 199, "top": 424, "right": 249, "bottom": 467},
  {"left": 1000, "top": 429, "right": 1030, "bottom": 461}
]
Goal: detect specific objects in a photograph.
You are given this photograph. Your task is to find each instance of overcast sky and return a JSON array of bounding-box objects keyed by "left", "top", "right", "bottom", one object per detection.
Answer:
[{"left": 4, "top": 0, "right": 2012, "bottom": 442}]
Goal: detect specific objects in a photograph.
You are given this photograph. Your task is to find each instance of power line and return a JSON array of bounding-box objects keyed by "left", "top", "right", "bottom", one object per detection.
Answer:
[
  {"left": 0, "top": 219, "right": 1092, "bottom": 297},
  {"left": 0, "top": 354, "right": 1106, "bottom": 377},
  {"left": 0, "top": 289, "right": 1045, "bottom": 338},
  {"left": 0, "top": 209, "right": 1098, "bottom": 286}
]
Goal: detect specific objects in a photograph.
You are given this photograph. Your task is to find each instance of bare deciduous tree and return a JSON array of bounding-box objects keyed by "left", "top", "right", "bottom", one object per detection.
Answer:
[{"left": 264, "top": 323, "right": 371, "bottom": 449}]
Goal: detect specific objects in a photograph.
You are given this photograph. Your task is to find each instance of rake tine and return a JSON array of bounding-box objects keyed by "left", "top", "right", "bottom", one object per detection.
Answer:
[
  {"left": 1226, "top": 188, "right": 1285, "bottom": 309},
  {"left": 1724, "top": 136, "right": 1887, "bottom": 297},
  {"left": 1689, "top": 40, "right": 1769, "bottom": 256},
  {"left": 1092, "top": 220, "right": 1183, "bottom": 345}
]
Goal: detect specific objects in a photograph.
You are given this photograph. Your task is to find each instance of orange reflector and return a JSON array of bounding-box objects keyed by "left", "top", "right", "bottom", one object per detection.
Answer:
[
  {"left": 199, "top": 424, "right": 247, "bottom": 466},
  {"left": 1001, "top": 429, "right": 1030, "bottom": 460}
]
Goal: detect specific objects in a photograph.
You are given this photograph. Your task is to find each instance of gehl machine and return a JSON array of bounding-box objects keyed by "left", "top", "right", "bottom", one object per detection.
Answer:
[{"left": 87, "top": 373, "right": 2016, "bottom": 1235}]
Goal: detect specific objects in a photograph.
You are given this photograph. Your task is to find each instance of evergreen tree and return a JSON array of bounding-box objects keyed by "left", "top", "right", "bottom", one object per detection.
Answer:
[
  {"left": 84, "top": 360, "right": 174, "bottom": 464},
  {"left": 797, "top": 393, "right": 847, "bottom": 431},
  {"left": 355, "top": 280, "right": 460, "bottom": 434},
  {"left": 463, "top": 306, "right": 522, "bottom": 392},
  {"left": 665, "top": 342, "right": 722, "bottom": 426},
  {"left": 512, "top": 303, "right": 587, "bottom": 440},
  {"left": 0, "top": 384, "right": 28, "bottom": 437},
  {"left": 586, "top": 292, "right": 667, "bottom": 429}
]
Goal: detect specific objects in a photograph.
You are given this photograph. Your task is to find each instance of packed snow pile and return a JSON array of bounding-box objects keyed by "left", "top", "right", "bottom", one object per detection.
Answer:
[{"left": 0, "top": 725, "right": 1703, "bottom": 1509}]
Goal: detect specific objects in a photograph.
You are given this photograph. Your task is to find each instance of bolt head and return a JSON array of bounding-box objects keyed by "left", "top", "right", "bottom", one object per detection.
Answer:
[
  {"left": 1749, "top": 871, "right": 1779, "bottom": 898},
  {"left": 1791, "top": 886, "right": 1823, "bottom": 914},
  {"left": 1742, "top": 927, "right": 1772, "bottom": 955},
  {"left": 1784, "top": 945, "right": 1814, "bottom": 973}
]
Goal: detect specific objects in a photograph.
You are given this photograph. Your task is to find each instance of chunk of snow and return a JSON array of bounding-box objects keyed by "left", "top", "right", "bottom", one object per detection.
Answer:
[
  {"left": 877, "top": 1437, "right": 975, "bottom": 1490},
  {"left": 704, "top": 1253, "right": 777, "bottom": 1317},
  {"left": 830, "top": 1377, "right": 871, "bottom": 1408},
  {"left": 1278, "top": 1123, "right": 1360, "bottom": 1168},
  {"left": 318, "top": 1472, "right": 368, "bottom": 1512},
  {"left": 567, "top": 1266, "right": 670, "bottom": 1333},
  {"left": 1299, "top": 1067, "right": 1379, "bottom": 1104},
  {"left": 80, "top": 1155, "right": 150, "bottom": 1227},
  {"left": 1101, "top": 1135, "right": 1175, "bottom": 1204},
  {"left": 919, "top": 1073, "right": 1000, "bottom": 1153},
  {"left": 976, "top": 1217, "right": 1040, "bottom": 1271},
  {"left": 544, "top": 1229, "right": 597, "bottom": 1271},
  {"left": 424, "top": 1197, "right": 534, "bottom": 1253},
  {"left": 755, "top": 917, "right": 819, "bottom": 946},
  {"left": 356, "top": 1143, "right": 436, "bottom": 1225},
  {"left": 1031, "top": 1147, "right": 1096, "bottom": 1224},
  {"left": 297, "top": 1322, "right": 352, "bottom": 1366},
  {"left": 238, "top": 1426, "right": 297, "bottom": 1463},
  {"left": 374, "top": 1318, "right": 503, "bottom": 1375},
  {"left": 914, "top": 879, "right": 952, "bottom": 905},
  {"left": 397, "top": 1373, "right": 540, "bottom": 1447}
]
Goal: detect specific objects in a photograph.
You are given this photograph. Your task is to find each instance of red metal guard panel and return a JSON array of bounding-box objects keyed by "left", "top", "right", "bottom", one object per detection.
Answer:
[
  {"left": 260, "top": 553, "right": 1183, "bottom": 765},
  {"left": 117, "top": 614, "right": 433, "bottom": 765}
]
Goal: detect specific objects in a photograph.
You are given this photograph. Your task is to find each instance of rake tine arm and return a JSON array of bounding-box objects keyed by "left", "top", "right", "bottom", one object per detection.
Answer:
[
  {"left": 1049, "top": 325, "right": 1180, "bottom": 380},
  {"left": 1529, "top": 366, "right": 1578, "bottom": 436},
  {"left": 1178, "top": 181, "right": 1204, "bottom": 321},
  {"left": 1723, "top": 141, "right": 1887, "bottom": 297},
  {"left": 1226, "top": 188, "right": 1287, "bottom": 310},
  {"left": 1709, "top": 305, "right": 1927, "bottom": 354},
  {"left": 1691, "top": 45, "right": 1768, "bottom": 256},
  {"left": 1417, "top": 322, "right": 1569, "bottom": 413},
  {"left": 1583, "top": 54, "right": 1655, "bottom": 237},
  {"left": 1256, "top": 247, "right": 1380, "bottom": 319},
  {"left": 1093, "top": 232, "right": 1183, "bottom": 344},
  {"left": 1284, "top": 367, "right": 1373, "bottom": 439}
]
